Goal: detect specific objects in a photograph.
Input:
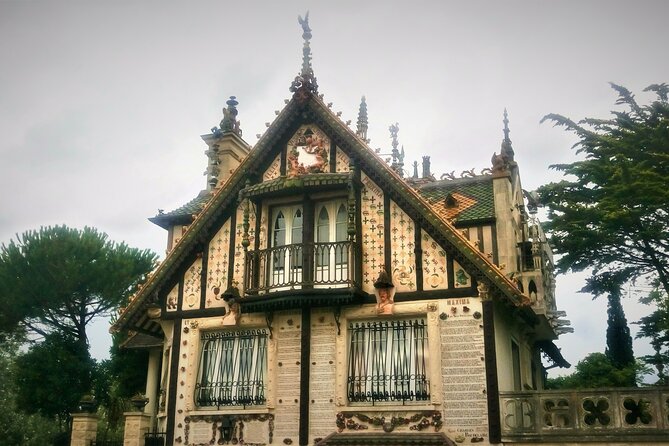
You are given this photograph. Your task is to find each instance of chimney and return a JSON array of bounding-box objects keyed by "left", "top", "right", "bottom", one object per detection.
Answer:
[{"left": 422, "top": 156, "right": 431, "bottom": 178}]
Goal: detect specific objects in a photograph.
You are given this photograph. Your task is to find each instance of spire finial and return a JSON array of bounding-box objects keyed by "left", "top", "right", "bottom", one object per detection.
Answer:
[
  {"left": 356, "top": 96, "right": 368, "bottom": 140},
  {"left": 290, "top": 12, "right": 318, "bottom": 99},
  {"left": 501, "top": 108, "right": 515, "bottom": 161}
]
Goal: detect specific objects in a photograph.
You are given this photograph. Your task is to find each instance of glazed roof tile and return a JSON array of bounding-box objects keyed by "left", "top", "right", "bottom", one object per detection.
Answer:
[{"left": 418, "top": 176, "right": 495, "bottom": 223}]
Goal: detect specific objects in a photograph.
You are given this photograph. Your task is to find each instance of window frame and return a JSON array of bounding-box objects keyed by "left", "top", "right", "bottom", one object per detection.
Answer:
[
  {"left": 334, "top": 302, "right": 443, "bottom": 409},
  {"left": 194, "top": 328, "right": 269, "bottom": 409}
]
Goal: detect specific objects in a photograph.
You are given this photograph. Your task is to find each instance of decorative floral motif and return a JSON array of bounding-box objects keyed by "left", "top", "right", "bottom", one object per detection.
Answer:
[{"left": 336, "top": 412, "right": 442, "bottom": 433}]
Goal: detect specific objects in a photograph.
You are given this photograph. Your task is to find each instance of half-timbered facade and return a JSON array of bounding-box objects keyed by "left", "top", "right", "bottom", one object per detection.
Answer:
[{"left": 113, "top": 17, "right": 576, "bottom": 446}]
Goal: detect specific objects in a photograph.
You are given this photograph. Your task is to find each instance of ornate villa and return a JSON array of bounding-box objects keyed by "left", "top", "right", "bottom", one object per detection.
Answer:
[{"left": 73, "top": 13, "right": 669, "bottom": 446}]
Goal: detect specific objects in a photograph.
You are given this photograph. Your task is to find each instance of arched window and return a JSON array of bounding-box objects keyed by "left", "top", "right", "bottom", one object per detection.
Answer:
[
  {"left": 335, "top": 204, "right": 347, "bottom": 264},
  {"left": 316, "top": 207, "right": 330, "bottom": 266}
]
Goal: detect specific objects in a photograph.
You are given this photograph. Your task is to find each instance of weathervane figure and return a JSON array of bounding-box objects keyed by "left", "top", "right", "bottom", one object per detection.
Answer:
[{"left": 298, "top": 11, "right": 312, "bottom": 41}]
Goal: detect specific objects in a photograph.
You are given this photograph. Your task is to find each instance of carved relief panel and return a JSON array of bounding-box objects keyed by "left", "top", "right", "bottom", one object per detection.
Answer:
[{"left": 287, "top": 125, "right": 330, "bottom": 177}]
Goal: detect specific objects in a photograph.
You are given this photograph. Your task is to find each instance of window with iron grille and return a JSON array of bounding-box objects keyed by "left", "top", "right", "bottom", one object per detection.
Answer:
[
  {"left": 195, "top": 329, "right": 268, "bottom": 408},
  {"left": 347, "top": 319, "right": 430, "bottom": 404}
]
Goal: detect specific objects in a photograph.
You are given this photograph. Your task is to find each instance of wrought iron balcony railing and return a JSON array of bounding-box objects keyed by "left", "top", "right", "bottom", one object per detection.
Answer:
[
  {"left": 244, "top": 241, "right": 356, "bottom": 294},
  {"left": 500, "top": 388, "right": 669, "bottom": 442}
]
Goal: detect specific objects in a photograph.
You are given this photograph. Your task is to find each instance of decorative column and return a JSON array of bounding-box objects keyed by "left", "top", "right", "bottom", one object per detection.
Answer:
[
  {"left": 70, "top": 413, "right": 98, "bottom": 446},
  {"left": 145, "top": 348, "right": 161, "bottom": 429}
]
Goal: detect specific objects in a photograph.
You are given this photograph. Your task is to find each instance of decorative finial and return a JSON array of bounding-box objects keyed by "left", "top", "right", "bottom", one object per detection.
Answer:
[
  {"left": 492, "top": 109, "right": 515, "bottom": 175},
  {"left": 503, "top": 108, "right": 511, "bottom": 143},
  {"left": 290, "top": 11, "right": 318, "bottom": 100},
  {"left": 412, "top": 161, "right": 419, "bottom": 179},
  {"left": 219, "top": 96, "right": 242, "bottom": 136},
  {"left": 389, "top": 122, "right": 399, "bottom": 151},
  {"left": 501, "top": 108, "right": 515, "bottom": 161},
  {"left": 356, "top": 96, "right": 368, "bottom": 140},
  {"left": 388, "top": 123, "right": 403, "bottom": 177}
]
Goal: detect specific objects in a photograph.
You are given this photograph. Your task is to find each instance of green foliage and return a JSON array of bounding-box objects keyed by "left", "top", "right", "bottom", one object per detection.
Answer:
[
  {"left": 108, "top": 333, "right": 149, "bottom": 399},
  {"left": 546, "top": 353, "right": 641, "bottom": 389},
  {"left": 605, "top": 289, "right": 635, "bottom": 372},
  {"left": 538, "top": 83, "right": 669, "bottom": 295},
  {"left": 0, "top": 335, "right": 63, "bottom": 445},
  {"left": 636, "top": 281, "right": 669, "bottom": 384},
  {"left": 14, "top": 333, "right": 94, "bottom": 423},
  {"left": 0, "top": 225, "right": 157, "bottom": 343},
  {"left": 539, "top": 83, "right": 669, "bottom": 379}
]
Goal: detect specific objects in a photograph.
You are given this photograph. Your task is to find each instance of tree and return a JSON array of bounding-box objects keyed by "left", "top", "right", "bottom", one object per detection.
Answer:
[
  {"left": 0, "top": 333, "right": 61, "bottom": 446},
  {"left": 546, "top": 353, "right": 642, "bottom": 389},
  {"left": 538, "top": 83, "right": 669, "bottom": 295},
  {"left": 635, "top": 281, "right": 669, "bottom": 385},
  {"left": 539, "top": 83, "right": 669, "bottom": 376},
  {"left": 582, "top": 272, "right": 635, "bottom": 376},
  {"left": 14, "top": 333, "right": 94, "bottom": 426},
  {"left": 0, "top": 225, "right": 157, "bottom": 346}
]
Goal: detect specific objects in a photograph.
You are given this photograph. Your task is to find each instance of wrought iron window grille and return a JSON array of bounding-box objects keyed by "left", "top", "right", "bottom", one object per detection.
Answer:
[
  {"left": 347, "top": 319, "right": 430, "bottom": 405},
  {"left": 195, "top": 329, "right": 268, "bottom": 408}
]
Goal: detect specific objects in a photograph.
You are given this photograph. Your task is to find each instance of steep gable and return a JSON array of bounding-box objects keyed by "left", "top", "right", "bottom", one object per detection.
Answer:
[{"left": 113, "top": 91, "right": 531, "bottom": 334}]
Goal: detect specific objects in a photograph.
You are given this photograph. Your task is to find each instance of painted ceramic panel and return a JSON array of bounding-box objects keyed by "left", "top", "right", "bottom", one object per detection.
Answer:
[
  {"left": 274, "top": 313, "right": 301, "bottom": 444},
  {"left": 440, "top": 298, "right": 489, "bottom": 442},
  {"left": 205, "top": 219, "right": 231, "bottom": 309},
  {"left": 360, "top": 173, "right": 385, "bottom": 294},
  {"left": 335, "top": 147, "right": 349, "bottom": 173},
  {"left": 183, "top": 258, "right": 202, "bottom": 310},
  {"left": 166, "top": 283, "right": 179, "bottom": 312},
  {"left": 232, "top": 203, "right": 256, "bottom": 293},
  {"left": 263, "top": 153, "right": 281, "bottom": 182},
  {"left": 390, "top": 200, "right": 416, "bottom": 292},
  {"left": 453, "top": 260, "right": 472, "bottom": 288},
  {"left": 422, "top": 229, "right": 448, "bottom": 290},
  {"left": 286, "top": 125, "right": 330, "bottom": 177},
  {"left": 308, "top": 310, "right": 337, "bottom": 443}
]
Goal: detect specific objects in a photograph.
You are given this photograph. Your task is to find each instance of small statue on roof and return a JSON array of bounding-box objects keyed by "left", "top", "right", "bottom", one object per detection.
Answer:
[{"left": 298, "top": 11, "right": 312, "bottom": 40}]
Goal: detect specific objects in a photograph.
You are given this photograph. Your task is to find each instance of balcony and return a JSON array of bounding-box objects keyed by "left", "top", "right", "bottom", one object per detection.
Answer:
[
  {"left": 244, "top": 241, "right": 357, "bottom": 295},
  {"left": 499, "top": 388, "right": 669, "bottom": 443}
]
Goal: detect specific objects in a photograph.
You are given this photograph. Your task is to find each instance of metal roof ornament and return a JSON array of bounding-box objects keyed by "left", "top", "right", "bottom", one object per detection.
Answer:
[
  {"left": 290, "top": 11, "right": 318, "bottom": 101},
  {"left": 501, "top": 108, "right": 515, "bottom": 161}
]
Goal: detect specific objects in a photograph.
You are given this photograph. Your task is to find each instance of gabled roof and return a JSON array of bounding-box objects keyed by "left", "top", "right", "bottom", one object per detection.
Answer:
[{"left": 113, "top": 90, "right": 531, "bottom": 333}]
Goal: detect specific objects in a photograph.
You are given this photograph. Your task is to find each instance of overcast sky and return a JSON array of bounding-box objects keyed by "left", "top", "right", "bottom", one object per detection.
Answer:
[{"left": 1, "top": 0, "right": 667, "bottom": 374}]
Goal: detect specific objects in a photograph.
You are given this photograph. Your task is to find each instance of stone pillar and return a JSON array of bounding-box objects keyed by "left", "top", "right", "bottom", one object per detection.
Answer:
[
  {"left": 70, "top": 413, "right": 98, "bottom": 446},
  {"left": 123, "top": 412, "right": 151, "bottom": 446},
  {"left": 145, "top": 348, "right": 161, "bottom": 429}
]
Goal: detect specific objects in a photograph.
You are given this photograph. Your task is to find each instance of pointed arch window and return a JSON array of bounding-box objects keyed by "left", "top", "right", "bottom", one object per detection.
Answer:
[{"left": 271, "top": 206, "right": 303, "bottom": 287}]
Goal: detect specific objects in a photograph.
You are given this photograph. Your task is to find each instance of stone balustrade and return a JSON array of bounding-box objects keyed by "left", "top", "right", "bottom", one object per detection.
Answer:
[{"left": 499, "top": 388, "right": 669, "bottom": 443}]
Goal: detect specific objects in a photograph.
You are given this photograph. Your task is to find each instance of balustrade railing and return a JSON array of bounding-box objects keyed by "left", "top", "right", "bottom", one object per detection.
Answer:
[
  {"left": 244, "top": 241, "right": 355, "bottom": 294},
  {"left": 500, "top": 388, "right": 669, "bottom": 441}
]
